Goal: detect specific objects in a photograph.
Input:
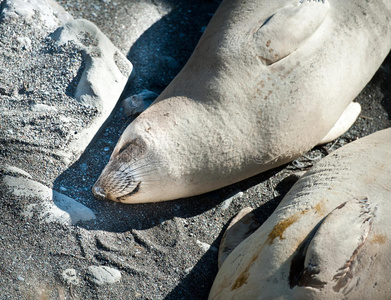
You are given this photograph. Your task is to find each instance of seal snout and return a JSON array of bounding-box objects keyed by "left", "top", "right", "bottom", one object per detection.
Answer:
[{"left": 92, "top": 164, "right": 143, "bottom": 202}]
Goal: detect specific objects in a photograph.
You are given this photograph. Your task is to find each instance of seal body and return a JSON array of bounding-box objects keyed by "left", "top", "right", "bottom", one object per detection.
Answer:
[
  {"left": 93, "top": 0, "right": 391, "bottom": 203},
  {"left": 209, "top": 128, "right": 391, "bottom": 299}
]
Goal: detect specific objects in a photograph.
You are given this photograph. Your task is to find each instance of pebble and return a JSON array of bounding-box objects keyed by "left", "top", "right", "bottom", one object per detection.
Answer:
[
  {"left": 86, "top": 266, "right": 121, "bottom": 286},
  {"left": 2, "top": 165, "right": 32, "bottom": 179},
  {"left": 220, "top": 191, "right": 243, "bottom": 211},
  {"left": 29, "top": 103, "right": 58, "bottom": 113},
  {"left": 3, "top": 175, "right": 96, "bottom": 225},
  {"left": 16, "top": 37, "right": 32, "bottom": 50},
  {"left": 104, "top": 146, "right": 110, "bottom": 151},
  {"left": 62, "top": 268, "right": 79, "bottom": 285},
  {"left": 17, "top": 276, "right": 24, "bottom": 281},
  {"left": 122, "top": 89, "right": 158, "bottom": 117},
  {"left": 196, "top": 240, "right": 211, "bottom": 252}
]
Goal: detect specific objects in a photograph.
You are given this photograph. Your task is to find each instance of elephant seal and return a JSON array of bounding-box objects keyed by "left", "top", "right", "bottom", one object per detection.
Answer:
[
  {"left": 93, "top": 0, "right": 391, "bottom": 203},
  {"left": 209, "top": 128, "right": 391, "bottom": 299}
]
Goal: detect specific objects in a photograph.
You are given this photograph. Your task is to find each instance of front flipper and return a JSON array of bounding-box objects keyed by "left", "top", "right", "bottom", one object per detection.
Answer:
[
  {"left": 218, "top": 207, "right": 261, "bottom": 268},
  {"left": 318, "top": 102, "right": 361, "bottom": 145},
  {"left": 290, "top": 198, "right": 375, "bottom": 293},
  {"left": 254, "top": 0, "right": 330, "bottom": 65}
]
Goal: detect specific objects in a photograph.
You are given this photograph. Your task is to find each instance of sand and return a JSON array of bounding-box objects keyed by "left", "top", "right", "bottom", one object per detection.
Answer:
[{"left": 0, "top": 0, "right": 390, "bottom": 299}]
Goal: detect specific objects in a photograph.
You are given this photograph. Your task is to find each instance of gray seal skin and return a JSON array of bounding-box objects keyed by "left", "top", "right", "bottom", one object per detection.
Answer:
[
  {"left": 208, "top": 128, "right": 391, "bottom": 299},
  {"left": 93, "top": 0, "right": 391, "bottom": 203}
]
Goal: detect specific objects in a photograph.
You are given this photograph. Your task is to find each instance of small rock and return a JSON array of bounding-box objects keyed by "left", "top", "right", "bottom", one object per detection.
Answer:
[
  {"left": 62, "top": 268, "right": 79, "bottom": 285},
  {"left": 220, "top": 191, "right": 243, "bottom": 211},
  {"left": 17, "top": 276, "right": 24, "bottom": 282},
  {"left": 29, "top": 103, "right": 58, "bottom": 113},
  {"left": 196, "top": 240, "right": 211, "bottom": 252},
  {"left": 103, "top": 146, "right": 110, "bottom": 152},
  {"left": 16, "top": 37, "right": 32, "bottom": 50},
  {"left": 292, "top": 160, "right": 305, "bottom": 169},
  {"left": 123, "top": 89, "right": 158, "bottom": 116},
  {"left": 86, "top": 266, "right": 121, "bottom": 286},
  {"left": 2, "top": 175, "right": 96, "bottom": 225},
  {"left": 1, "top": 165, "right": 32, "bottom": 179}
]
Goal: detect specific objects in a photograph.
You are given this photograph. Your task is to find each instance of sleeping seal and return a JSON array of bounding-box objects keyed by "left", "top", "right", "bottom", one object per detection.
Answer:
[
  {"left": 209, "top": 128, "right": 391, "bottom": 299},
  {"left": 93, "top": 0, "right": 391, "bottom": 203}
]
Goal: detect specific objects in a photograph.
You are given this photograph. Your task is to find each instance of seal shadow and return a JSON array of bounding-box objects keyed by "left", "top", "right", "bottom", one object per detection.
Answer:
[
  {"left": 126, "top": 0, "right": 222, "bottom": 95},
  {"left": 165, "top": 178, "right": 295, "bottom": 300},
  {"left": 380, "top": 51, "right": 391, "bottom": 119},
  {"left": 53, "top": 0, "right": 231, "bottom": 232}
]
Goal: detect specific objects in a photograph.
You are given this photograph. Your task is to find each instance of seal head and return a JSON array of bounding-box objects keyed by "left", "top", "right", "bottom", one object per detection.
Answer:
[{"left": 93, "top": 137, "right": 145, "bottom": 202}]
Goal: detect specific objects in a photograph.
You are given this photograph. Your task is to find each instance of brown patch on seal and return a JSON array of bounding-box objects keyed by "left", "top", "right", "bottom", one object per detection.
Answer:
[
  {"left": 230, "top": 208, "right": 309, "bottom": 291},
  {"left": 266, "top": 211, "right": 307, "bottom": 245},
  {"left": 230, "top": 249, "right": 259, "bottom": 290},
  {"left": 314, "top": 201, "right": 326, "bottom": 216},
  {"left": 264, "top": 90, "right": 273, "bottom": 100},
  {"left": 370, "top": 234, "right": 387, "bottom": 245}
]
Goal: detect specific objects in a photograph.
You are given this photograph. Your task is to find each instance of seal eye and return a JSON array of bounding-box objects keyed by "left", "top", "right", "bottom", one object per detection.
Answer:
[
  {"left": 117, "top": 142, "right": 132, "bottom": 156},
  {"left": 115, "top": 138, "right": 147, "bottom": 158}
]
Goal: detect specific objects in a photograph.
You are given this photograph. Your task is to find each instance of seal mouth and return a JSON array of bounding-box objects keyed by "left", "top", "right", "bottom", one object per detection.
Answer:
[{"left": 116, "top": 181, "right": 141, "bottom": 202}]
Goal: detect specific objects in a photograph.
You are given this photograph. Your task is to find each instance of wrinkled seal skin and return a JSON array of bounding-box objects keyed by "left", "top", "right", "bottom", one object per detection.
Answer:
[
  {"left": 93, "top": 0, "right": 391, "bottom": 203},
  {"left": 209, "top": 128, "right": 391, "bottom": 299}
]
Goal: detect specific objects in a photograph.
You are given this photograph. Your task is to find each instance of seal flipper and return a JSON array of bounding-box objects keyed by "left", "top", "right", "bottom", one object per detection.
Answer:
[
  {"left": 218, "top": 207, "right": 261, "bottom": 268},
  {"left": 318, "top": 102, "right": 361, "bottom": 145},
  {"left": 291, "top": 198, "right": 374, "bottom": 293},
  {"left": 254, "top": 0, "right": 330, "bottom": 65}
]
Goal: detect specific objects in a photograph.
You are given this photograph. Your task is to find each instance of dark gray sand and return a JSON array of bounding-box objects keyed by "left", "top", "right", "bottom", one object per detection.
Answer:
[{"left": 0, "top": 0, "right": 390, "bottom": 299}]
